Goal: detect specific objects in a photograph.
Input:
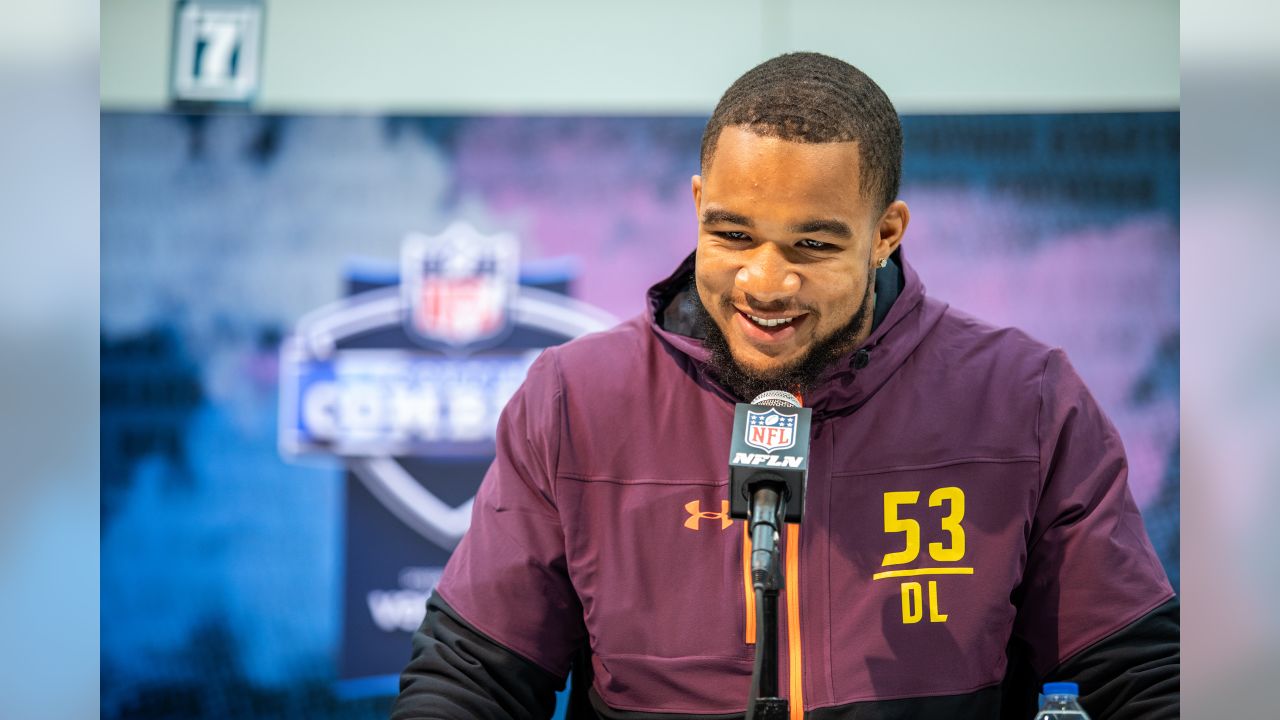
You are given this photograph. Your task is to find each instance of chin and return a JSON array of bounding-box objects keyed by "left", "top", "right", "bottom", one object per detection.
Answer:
[{"left": 729, "top": 350, "right": 794, "bottom": 381}]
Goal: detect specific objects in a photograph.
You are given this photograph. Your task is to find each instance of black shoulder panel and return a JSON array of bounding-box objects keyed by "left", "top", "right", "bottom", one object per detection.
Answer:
[{"left": 392, "top": 591, "right": 565, "bottom": 720}]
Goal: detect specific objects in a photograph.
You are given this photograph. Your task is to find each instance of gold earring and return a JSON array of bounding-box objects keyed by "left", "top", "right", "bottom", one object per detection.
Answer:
[{"left": 877, "top": 257, "right": 888, "bottom": 269}]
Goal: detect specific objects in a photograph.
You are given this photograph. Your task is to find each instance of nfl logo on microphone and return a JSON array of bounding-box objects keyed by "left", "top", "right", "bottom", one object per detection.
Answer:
[{"left": 744, "top": 408, "right": 797, "bottom": 453}]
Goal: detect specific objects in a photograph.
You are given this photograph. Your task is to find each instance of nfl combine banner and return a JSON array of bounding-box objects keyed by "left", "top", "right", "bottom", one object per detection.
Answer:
[
  {"left": 100, "top": 112, "right": 1178, "bottom": 718},
  {"left": 279, "top": 222, "right": 615, "bottom": 680}
]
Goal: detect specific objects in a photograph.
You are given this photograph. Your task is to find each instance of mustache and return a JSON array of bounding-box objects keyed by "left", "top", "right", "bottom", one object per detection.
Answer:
[{"left": 718, "top": 294, "right": 816, "bottom": 316}]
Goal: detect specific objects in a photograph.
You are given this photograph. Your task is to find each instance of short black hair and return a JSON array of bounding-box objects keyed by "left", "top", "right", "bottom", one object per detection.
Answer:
[{"left": 700, "top": 52, "right": 902, "bottom": 212}]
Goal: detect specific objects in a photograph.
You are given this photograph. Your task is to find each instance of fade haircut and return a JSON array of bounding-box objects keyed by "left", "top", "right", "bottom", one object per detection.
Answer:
[{"left": 700, "top": 52, "right": 902, "bottom": 212}]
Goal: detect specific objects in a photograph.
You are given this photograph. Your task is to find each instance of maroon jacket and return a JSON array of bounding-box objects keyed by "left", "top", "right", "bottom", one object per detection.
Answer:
[{"left": 396, "top": 250, "right": 1177, "bottom": 719}]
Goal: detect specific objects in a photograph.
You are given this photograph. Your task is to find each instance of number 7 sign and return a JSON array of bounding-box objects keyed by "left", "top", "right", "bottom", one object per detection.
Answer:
[{"left": 171, "top": 0, "right": 264, "bottom": 104}]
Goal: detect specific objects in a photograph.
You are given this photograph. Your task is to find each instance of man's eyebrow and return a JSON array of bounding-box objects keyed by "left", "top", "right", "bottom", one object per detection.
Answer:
[
  {"left": 790, "top": 218, "right": 852, "bottom": 239},
  {"left": 701, "top": 208, "right": 753, "bottom": 227}
]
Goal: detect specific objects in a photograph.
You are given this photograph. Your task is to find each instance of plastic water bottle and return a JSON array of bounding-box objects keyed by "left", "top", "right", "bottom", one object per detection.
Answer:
[{"left": 1034, "top": 682, "right": 1091, "bottom": 719}]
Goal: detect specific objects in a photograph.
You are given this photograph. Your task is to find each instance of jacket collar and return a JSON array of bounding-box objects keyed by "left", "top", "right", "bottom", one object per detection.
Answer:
[{"left": 645, "top": 246, "right": 947, "bottom": 419}]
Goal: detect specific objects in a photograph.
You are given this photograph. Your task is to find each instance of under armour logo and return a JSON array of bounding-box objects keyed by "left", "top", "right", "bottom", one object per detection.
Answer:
[{"left": 684, "top": 500, "right": 733, "bottom": 531}]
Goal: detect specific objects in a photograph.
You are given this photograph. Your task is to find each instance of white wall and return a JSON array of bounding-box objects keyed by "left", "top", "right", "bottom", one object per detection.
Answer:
[{"left": 101, "top": 0, "right": 1178, "bottom": 113}]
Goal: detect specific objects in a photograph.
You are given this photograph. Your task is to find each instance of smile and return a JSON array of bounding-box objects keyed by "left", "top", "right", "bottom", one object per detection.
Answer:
[
  {"left": 732, "top": 308, "right": 809, "bottom": 343},
  {"left": 747, "top": 314, "right": 796, "bottom": 328}
]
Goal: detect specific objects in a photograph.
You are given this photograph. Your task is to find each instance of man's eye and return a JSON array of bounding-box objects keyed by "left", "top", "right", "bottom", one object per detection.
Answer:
[
  {"left": 798, "top": 239, "right": 832, "bottom": 250},
  {"left": 719, "top": 231, "right": 750, "bottom": 241}
]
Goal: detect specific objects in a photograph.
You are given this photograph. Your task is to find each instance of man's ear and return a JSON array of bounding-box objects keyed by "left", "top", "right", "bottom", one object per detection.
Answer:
[
  {"left": 873, "top": 200, "right": 910, "bottom": 264},
  {"left": 691, "top": 175, "right": 703, "bottom": 213}
]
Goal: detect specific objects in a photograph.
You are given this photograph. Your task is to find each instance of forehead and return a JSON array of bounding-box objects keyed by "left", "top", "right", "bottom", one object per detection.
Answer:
[{"left": 702, "top": 126, "right": 870, "bottom": 219}]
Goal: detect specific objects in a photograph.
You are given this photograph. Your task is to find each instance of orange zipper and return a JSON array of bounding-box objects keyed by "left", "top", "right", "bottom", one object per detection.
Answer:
[
  {"left": 742, "top": 519, "right": 804, "bottom": 716},
  {"left": 785, "top": 522, "right": 804, "bottom": 719},
  {"left": 787, "top": 393, "right": 805, "bottom": 718},
  {"left": 742, "top": 520, "right": 756, "bottom": 644}
]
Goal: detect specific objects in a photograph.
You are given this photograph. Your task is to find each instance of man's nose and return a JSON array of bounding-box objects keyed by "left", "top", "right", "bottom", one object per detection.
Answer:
[{"left": 735, "top": 244, "right": 800, "bottom": 302}]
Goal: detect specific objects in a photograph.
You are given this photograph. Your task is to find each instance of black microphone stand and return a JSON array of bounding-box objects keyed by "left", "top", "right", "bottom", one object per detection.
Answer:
[
  {"left": 745, "top": 481, "right": 789, "bottom": 720},
  {"left": 728, "top": 390, "right": 811, "bottom": 719}
]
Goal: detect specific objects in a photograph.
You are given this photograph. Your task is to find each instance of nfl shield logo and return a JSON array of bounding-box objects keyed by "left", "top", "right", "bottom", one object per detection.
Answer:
[
  {"left": 744, "top": 408, "right": 797, "bottom": 453},
  {"left": 401, "top": 222, "right": 519, "bottom": 351}
]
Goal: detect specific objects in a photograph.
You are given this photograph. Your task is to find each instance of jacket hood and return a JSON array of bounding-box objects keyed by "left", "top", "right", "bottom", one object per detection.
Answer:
[{"left": 645, "top": 246, "right": 948, "bottom": 420}]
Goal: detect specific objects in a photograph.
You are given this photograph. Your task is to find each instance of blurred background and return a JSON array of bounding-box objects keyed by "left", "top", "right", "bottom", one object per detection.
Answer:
[
  {"left": 99, "top": 2, "right": 1178, "bottom": 719},
  {"left": 24, "top": 1, "right": 1280, "bottom": 718},
  {"left": 95, "top": 3, "right": 1179, "bottom": 718}
]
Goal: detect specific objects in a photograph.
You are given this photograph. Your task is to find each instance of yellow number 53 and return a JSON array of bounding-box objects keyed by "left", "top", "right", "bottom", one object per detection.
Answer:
[{"left": 882, "top": 487, "right": 966, "bottom": 566}]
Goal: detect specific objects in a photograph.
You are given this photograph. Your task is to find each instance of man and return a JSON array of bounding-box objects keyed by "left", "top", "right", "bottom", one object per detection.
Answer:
[{"left": 393, "top": 53, "right": 1178, "bottom": 720}]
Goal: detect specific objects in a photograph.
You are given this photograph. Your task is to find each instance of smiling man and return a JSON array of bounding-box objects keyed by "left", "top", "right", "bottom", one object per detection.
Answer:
[
  {"left": 394, "top": 53, "right": 1178, "bottom": 720},
  {"left": 691, "top": 124, "right": 904, "bottom": 402}
]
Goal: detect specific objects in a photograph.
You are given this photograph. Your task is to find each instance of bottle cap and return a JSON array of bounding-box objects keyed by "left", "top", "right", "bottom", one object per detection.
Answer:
[{"left": 1043, "top": 681, "right": 1079, "bottom": 696}]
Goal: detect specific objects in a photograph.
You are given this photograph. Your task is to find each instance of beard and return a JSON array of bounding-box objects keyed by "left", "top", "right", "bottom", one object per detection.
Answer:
[{"left": 691, "top": 268, "right": 875, "bottom": 402}]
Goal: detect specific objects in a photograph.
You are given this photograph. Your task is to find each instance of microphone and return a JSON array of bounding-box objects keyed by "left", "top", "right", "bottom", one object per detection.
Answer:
[
  {"left": 728, "top": 390, "right": 812, "bottom": 590},
  {"left": 730, "top": 390, "right": 813, "bottom": 717}
]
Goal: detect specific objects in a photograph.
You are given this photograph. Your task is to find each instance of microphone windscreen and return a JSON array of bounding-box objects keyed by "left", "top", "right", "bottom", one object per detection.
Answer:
[{"left": 749, "top": 390, "right": 801, "bottom": 408}]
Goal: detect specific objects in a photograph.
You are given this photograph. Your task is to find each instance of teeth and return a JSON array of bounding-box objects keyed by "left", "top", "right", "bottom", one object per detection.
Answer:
[{"left": 748, "top": 314, "right": 794, "bottom": 328}]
